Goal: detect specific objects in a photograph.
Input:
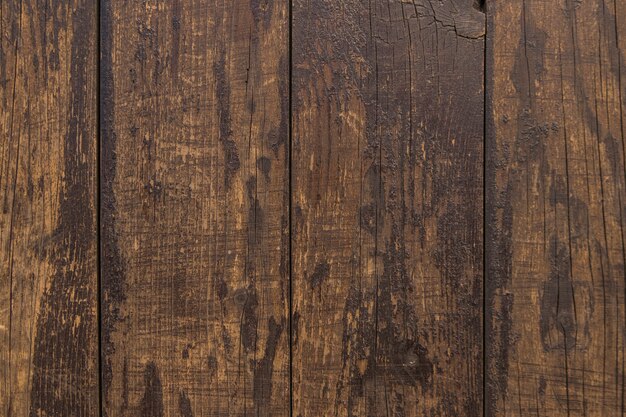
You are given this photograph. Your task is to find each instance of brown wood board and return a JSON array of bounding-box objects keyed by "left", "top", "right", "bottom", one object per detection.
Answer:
[
  {"left": 486, "top": 0, "right": 626, "bottom": 416},
  {"left": 291, "top": 0, "right": 485, "bottom": 415},
  {"left": 0, "top": 0, "right": 99, "bottom": 416},
  {"left": 100, "top": 1, "right": 290, "bottom": 416}
]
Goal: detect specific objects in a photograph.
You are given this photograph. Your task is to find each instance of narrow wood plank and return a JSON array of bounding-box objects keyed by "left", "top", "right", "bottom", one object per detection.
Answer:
[
  {"left": 486, "top": 0, "right": 626, "bottom": 415},
  {"left": 101, "top": 1, "right": 289, "bottom": 416},
  {"left": 0, "top": 1, "right": 99, "bottom": 416},
  {"left": 292, "top": 1, "right": 485, "bottom": 415}
]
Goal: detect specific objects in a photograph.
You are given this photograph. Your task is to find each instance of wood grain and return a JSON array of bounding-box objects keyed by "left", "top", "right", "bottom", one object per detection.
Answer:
[
  {"left": 4, "top": 1, "right": 626, "bottom": 415},
  {"left": 486, "top": 0, "right": 626, "bottom": 415},
  {"left": 100, "top": 1, "right": 290, "bottom": 416},
  {"left": 291, "top": 0, "right": 485, "bottom": 415},
  {"left": 0, "top": 1, "right": 99, "bottom": 416}
]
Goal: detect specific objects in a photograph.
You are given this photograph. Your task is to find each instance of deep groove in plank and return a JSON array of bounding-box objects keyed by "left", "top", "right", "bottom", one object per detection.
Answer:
[
  {"left": 97, "top": 1, "right": 103, "bottom": 417},
  {"left": 479, "top": 0, "right": 491, "bottom": 417},
  {"left": 483, "top": 2, "right": 489, "bottom": 417}
]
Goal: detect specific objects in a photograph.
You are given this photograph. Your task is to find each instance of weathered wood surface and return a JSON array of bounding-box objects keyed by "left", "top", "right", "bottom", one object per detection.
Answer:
[
  {"left": 0, "top": 1, "right": 99, "bottom": 416},
  {"left": 486, "top": 0, "right": 626, "bottom": 415},
  {"left": 101, "top": 1, "right": 290, "bottom": 416},
  {"left": 4, "top": 0, "right": 626, "bottom": 416},
  {"left": 291, "top": 0, "right": 485, "bottom": 415}
]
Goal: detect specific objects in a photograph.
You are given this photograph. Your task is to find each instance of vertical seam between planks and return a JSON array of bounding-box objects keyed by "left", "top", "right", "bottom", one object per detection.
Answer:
[
  {"left": 288, "top": 1, "right": 294, "bottom": 416},
  {"left": 96, "top": 0, "right": 103, "bottom": 416},
  {"left": 483, "top": 1, "right": 488, "bottom": 416}
]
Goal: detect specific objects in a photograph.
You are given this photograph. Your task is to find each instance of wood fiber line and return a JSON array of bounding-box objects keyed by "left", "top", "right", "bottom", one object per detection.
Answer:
[
  {"left": 100, "top": 1, "right": 289, "bottom": 416},
  {"left": 487, "top": 0, "right": 626, "bottom": 415},
  {"left": 0, "top": 1, "right": 99, "bottom": 416},
  {"left": 291, "top": 0, "right": 485, "bottom": 415}
]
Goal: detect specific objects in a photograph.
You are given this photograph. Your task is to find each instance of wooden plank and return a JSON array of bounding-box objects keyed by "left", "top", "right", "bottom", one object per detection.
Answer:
[
  {"left": 0, "top": 1, "right": 99, "bottom": 416},
  {"left": 100, "top": 1, "right": 289, "bottom": 416},
  {"left": 486, "top": 0, "right": 626, "bottom": 415},
  {"left": 291, "top": 0, "right": 485, "bottom": 415}
]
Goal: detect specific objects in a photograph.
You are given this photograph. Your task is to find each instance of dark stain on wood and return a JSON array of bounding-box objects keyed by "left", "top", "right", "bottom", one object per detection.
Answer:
[
  {"left": 241, "top": 286, "right": 259, "bottom": 352},
  {"left": 308, "top": 261, "right": 330, "bottom": 289},
  {"left": 141, "top": 362, "right": 164, "bottom": 417},
  {"left": 29, "top": 3, "right": 97, "bottom": 416},
  {"left": 214, "top": 51, "right": 240, "bottom": 188},
  {"left": 257, "top": 156, "right": 272, "bottom": 182},
  {"left": 178, "top": 390, "right": 193, "bottom": 417},
  {"left": 207, "top": 355, "right": 218, "bottom": 380},
  {"left": 253, "top": 317, "right": 284, "bottom": 410},
  {"left": 250, "top": 0, "right": 273, "bottom": 29}
]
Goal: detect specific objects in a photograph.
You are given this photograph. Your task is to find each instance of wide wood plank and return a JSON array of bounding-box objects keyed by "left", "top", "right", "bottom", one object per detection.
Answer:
[
  {"left": 100, "top": 1, "right": 290, "bottom": 416},
  {"left": 292, "top": 1, "right": 485, "bottom": 415},
  {"left": 0, "top": 1, "right": 99, "bottom": 416},
  {"left": 486, "top": 0, "right": 626, "bottom": 415}
]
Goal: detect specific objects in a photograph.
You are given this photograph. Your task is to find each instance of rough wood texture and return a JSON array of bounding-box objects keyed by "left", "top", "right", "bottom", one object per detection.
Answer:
[
  {"left": 486, "top": 0, "right": 626, "bottom": 415},
  {"left": 0, "top": 1, "right": 99, "bottom": 416},
  {"left": 291, "top": 1, "right": 485, "bottom": 415},
  {"left": 5, "top": 1, "right": 626, "bottom": 415},
  {"left": 101, "top": 1, "right": 289, "bottom": 416}
]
